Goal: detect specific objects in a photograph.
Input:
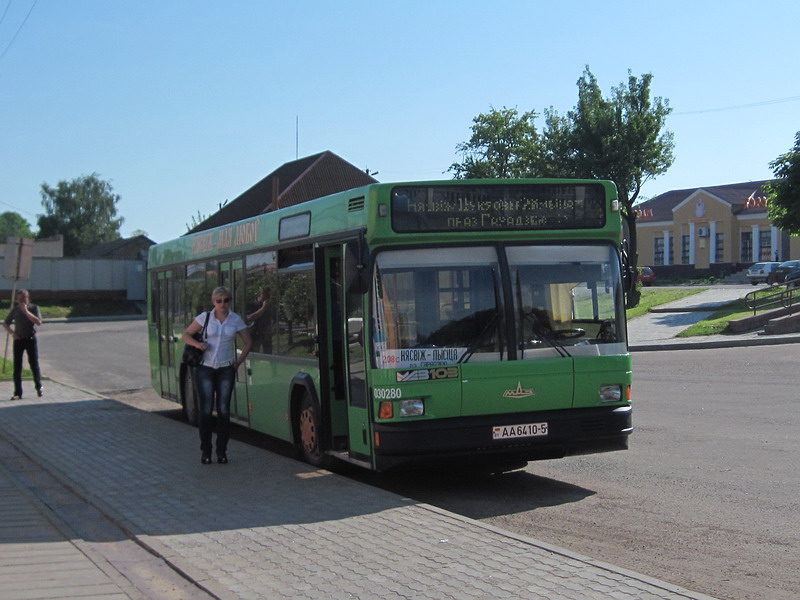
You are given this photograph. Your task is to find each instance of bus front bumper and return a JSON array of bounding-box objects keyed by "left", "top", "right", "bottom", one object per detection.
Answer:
[{"left": 372, "top": 405, "right": 632, "bottom": 471}]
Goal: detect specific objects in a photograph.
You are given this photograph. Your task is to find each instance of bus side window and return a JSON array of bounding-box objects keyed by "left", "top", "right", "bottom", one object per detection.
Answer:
[{"left": 245, "top": 251, "right": 279, "bottom": 355}]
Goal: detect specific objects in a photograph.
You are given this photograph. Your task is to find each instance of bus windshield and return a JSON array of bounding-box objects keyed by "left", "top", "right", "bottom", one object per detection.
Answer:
[
  {"left": 371, "top": 244, "right": 625, "bottom": 368},
  {"left": 508, "top": 244, "right": 626, "bottom": 359}
]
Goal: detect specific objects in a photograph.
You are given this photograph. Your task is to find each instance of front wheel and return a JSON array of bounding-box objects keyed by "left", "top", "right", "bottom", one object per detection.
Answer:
[{"left": 296, "top": 391, "right": 330, "bottom": 468}]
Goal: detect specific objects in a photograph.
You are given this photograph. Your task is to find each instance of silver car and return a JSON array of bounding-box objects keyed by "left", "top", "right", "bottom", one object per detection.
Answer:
[{"left": 746, "top": 261, "right": 780, "bottom": 285}]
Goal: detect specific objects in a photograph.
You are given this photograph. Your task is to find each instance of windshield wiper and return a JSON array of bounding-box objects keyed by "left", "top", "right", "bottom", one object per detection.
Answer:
[
  {"left": 513, "top": 271, "right": 570, "bottom": 358},
  {"left": 521, "top": 310, "right": 571, "bottom": 358},
  {"left": 459, "top": 310, "right": 500, "bottom": 364}
]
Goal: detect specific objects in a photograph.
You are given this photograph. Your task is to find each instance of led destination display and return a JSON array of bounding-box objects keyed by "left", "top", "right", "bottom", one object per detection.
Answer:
[{"left": 391, "top": 183, "right": 607, "bottom": 232}]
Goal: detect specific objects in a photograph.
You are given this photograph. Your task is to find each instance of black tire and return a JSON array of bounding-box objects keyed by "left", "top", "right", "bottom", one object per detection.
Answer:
[
  {"left": 296, "top": 391, "right": 330, "bottom": 468},
  {"left": 182, "top": 368, "right": 199, "bottom": 426}
]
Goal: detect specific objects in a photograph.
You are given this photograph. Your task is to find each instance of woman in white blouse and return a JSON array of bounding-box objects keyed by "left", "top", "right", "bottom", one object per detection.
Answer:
[{"left": 183, "top": 286, "right": 252, "bottom": 464}]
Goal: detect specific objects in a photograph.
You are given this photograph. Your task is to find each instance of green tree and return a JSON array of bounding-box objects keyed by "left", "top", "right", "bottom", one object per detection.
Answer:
[
  {"left": 37, "top": 173, "right": 124, "bottom": 256},
  {"left": 766, "top": 131, "right": 800, "bottom": 233},
  {"left": 451, "top": 67, "right": 674, "bottom": 307},
  {"left": 544, "top": 69, "right": 674, "bottom": 300},
  {"left": 450, "top": 107, "right": 541, "bottom": 178},
  {"left": 0, "top": 211, "right": 34, "bottom": 240}
]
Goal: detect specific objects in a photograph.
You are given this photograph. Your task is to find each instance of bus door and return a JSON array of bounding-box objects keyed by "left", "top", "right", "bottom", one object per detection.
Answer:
[
  {"left": 156, "top": 270, "right": 178, "bottom": 399},
  {"left": 318, "top": 245, "right": 359, "bottom": 457},
  {"left": 220, "top": 259, "right": 250, "bottom": 424}
]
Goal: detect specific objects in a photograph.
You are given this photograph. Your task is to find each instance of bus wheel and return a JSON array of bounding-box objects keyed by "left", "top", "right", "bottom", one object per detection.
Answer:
[
  {"left": 182, "top": 369, "right": 199, "bottom": 426},
  {"left": 297, "top": 392, "right": 328, "bottom": 468}
]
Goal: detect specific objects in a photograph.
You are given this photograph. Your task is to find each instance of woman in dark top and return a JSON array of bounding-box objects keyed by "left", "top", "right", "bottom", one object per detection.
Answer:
[{"left": 3, "top": 289, "right": 44, "bottom": 400}]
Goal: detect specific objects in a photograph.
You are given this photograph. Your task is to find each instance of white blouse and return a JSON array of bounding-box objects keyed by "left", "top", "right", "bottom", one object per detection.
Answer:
[{"left": 194, "top": 311, "right": 247, "bottom": 367}]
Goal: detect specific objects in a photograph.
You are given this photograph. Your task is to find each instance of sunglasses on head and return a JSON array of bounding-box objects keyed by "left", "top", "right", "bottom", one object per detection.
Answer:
[{"left": 214, "top": 297, "right": 232, "bottom": 304}]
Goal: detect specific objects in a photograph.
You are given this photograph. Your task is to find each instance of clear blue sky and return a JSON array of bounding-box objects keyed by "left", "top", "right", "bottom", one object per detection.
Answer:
[{"left": 1, "top": 1, "right": 798, "bottom": 243}]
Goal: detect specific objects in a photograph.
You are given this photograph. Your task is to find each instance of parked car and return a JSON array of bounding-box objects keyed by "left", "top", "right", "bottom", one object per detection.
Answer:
[
  {"left": 746, "top": 261, "right": 780, "bottom": 285},
  {"left": 638, "top": 266, "right": 656, "bottom": 286},
  {"left": 768, "top": 260, "right": 800, "bottom": 284},
  {"left": 783, "top": 268, "right": 800, "bottom": 287}
]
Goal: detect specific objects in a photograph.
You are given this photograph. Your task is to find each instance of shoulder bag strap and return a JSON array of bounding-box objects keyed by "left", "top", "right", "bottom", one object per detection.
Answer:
[{"left": 202, "top": 311, "right": 211, "bottom": 340}]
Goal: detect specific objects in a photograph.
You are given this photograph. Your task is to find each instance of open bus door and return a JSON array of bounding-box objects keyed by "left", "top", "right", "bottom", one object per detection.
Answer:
[
  {"left": 156, "top": 270, "right": 178, "bottom": 400},
  {"left": 312, "top": 243, "right": 371, "bottom": 467}
]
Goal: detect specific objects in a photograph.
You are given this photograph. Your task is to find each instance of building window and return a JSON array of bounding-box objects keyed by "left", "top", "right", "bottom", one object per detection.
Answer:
[
  {"left": 759, "top": 230, "right": 772, "bottom": 261},
  {"left": 681, "top": 235, "right": 690, "bottom": 264},
  {"left": 654, "top": 238, "right": 664, "bottom": 266},
  {"left": 740, "top": 231, "right": 752, "bottom": 263},
  {"left": 715, "top": 233, "right": 724, "bottom": 263},
  {"left": 668, "top": 237, "right": 674, "bottom": 266}
]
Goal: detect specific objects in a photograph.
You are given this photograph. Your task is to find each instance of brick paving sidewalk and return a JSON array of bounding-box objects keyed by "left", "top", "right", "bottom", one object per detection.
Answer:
[
  {"left": 0, "top": 447, "right": 137, "bottom": 599},
  {"left": 0, "top": 382, "right": 719, "bottom": 600}
]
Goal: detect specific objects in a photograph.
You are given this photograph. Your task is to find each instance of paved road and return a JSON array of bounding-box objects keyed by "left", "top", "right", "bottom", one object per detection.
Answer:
[
  {"left": 2, "top": 286, "right": 795, "bottom": 599},
  {"left": 0, "top": 381, "right": 718, "bottom": 599}
]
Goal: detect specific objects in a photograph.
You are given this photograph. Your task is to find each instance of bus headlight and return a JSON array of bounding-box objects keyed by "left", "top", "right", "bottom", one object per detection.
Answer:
[
  {"left": 399, "top": 398, "right": 424, "bottom": 417},
  {"left": 599, "top": 385, "right": 622, "bottom": 403}
]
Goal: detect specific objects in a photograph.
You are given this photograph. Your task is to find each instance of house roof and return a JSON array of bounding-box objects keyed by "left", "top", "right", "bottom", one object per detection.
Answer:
[
  {"left": 186, "top": 151, "right": 378, "bottom": 234},
  {"left": 634, "top": 180, "right": 773, "bottom": 222}
]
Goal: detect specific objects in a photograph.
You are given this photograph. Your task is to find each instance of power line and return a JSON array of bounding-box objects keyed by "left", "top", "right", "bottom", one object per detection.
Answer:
[
  {"left": 0, "top": 0, "right": 37, "bottom": 63},
  {"left": 675, "top": 95, "right": 800, "bottom": 115},
  {"left": 0, "top": 198, "right": 37, "bottom": 218},
  {"left": 0, "top": 2, "right": 13, "bottom": 29}
]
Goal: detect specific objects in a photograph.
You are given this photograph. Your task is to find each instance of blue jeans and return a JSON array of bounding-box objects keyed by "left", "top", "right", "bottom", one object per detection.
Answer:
[
  {"left": 194, "top": 365, "right": 235, "bottom": 456},
  {"left": 13, "top": 337, "right": 42, "bottom": 397}
]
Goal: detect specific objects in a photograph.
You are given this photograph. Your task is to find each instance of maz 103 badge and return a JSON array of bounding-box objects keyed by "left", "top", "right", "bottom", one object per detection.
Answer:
[
  {"left": 396, "top": 366, "right": 459, "bottom": 382},
  {"left": 377, "top": 347, "right": 467, "bottom": 369}
]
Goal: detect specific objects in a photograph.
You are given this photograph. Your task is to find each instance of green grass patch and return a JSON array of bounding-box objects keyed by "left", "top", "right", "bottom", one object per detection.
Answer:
[
  {"left": 626, "top": 287, "right": 707, "bottom": 320},
  {"left": 676, "top": 299, "right": 754, "bottom": 337},
  {"left": 0, "top": 364, "right": 32, "bottom": 381},
  {"left": 0, "top": 301, "right": 141, "bottom": 320}
]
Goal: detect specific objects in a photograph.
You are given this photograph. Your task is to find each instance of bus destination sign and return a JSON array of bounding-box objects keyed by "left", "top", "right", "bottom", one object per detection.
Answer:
[{"left": 391, "top": 184, "right": 606, "bottom": 232}]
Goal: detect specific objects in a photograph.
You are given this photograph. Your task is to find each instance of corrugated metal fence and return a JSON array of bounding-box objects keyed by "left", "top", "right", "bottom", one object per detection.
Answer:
[{"left": 0, "top": 258, "right": 146, "bottom": 301}]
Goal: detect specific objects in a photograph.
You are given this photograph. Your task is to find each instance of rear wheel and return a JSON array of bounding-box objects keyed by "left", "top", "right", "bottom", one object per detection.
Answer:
[
  {"left": 182, "top": 368, "right": 199, "bottom": 426},
  {"left": 297, "top": 391, "right": 330, "bottom": 468}
]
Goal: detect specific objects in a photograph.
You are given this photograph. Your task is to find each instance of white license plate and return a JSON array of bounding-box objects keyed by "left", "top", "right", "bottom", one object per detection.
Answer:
[{"left": 492, "top": 422, "right": 548, "bottom": 440}]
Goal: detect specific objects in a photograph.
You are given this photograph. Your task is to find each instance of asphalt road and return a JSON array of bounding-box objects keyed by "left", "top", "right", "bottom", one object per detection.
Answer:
[
  {"left": 364, "top": 346, "right": 800, "bottom": 600},
  {"left": 36, "top": 319, "right": 152, "bottom": 394},
  {"left": 34, "top": 319, "right": 800, "bottom": 600}
]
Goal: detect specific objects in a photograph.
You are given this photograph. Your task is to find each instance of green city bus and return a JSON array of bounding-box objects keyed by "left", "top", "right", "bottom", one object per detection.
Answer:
[{"left": 148, "top": 179, "right": 633, "bottom": 471}]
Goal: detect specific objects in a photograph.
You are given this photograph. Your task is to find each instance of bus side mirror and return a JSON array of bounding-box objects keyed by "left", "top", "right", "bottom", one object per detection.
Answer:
[
  {"left": 345, "top": 239, "right": 369, "bottom": 294},
  {"left": 621, "top": 239, "right": 640, "bottom": 309}
]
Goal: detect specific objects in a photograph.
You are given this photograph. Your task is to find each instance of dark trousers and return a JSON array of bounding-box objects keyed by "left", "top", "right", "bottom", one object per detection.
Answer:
[
  {"left": 13, "top": 337, "right": 42, "bottom": 397},
  {"left": 194, "top": 365, "right": 235, "bottom": 456}
]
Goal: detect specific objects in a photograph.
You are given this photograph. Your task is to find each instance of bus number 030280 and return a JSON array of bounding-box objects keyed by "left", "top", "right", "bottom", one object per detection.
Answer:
[{"left": 373, "top": 388, "right": 402, "bottom": 400}]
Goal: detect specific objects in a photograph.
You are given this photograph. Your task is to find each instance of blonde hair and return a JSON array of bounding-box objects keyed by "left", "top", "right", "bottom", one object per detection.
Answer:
[{"left": 211, "top": 286, "right": 231, "bottom": 301}]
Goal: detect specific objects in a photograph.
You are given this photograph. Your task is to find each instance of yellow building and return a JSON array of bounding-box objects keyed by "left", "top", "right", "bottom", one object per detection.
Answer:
[{"left": 634, "top": 180, "right": 800, "bottom": 276}]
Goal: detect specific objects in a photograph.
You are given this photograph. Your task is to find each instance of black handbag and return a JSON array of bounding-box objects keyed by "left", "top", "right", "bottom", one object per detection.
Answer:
[{"left": 182, "top": 311, "right": 210, "bottom": 367}]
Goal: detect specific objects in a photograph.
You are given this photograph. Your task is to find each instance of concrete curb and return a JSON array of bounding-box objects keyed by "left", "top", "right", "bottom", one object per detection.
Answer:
[{"left": 629, "top": 334, "right": 800, "bottom": 352}]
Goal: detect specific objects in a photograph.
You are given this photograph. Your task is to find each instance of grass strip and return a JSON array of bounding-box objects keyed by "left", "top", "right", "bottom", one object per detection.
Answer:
[
  {"left": 676, "top": 299, "right": 754, "bottom": 337},
  {"left": 626, "top": 287, "right": 707, "bottom": 320}
]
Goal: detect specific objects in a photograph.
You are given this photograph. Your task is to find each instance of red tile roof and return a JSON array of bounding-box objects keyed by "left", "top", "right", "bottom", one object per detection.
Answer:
[
  {"left": 634, "top": 180, "right": 773, "bottom": 223},
  {"left": 187, "top": 151, "right": 378, "bottom": 234}
]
